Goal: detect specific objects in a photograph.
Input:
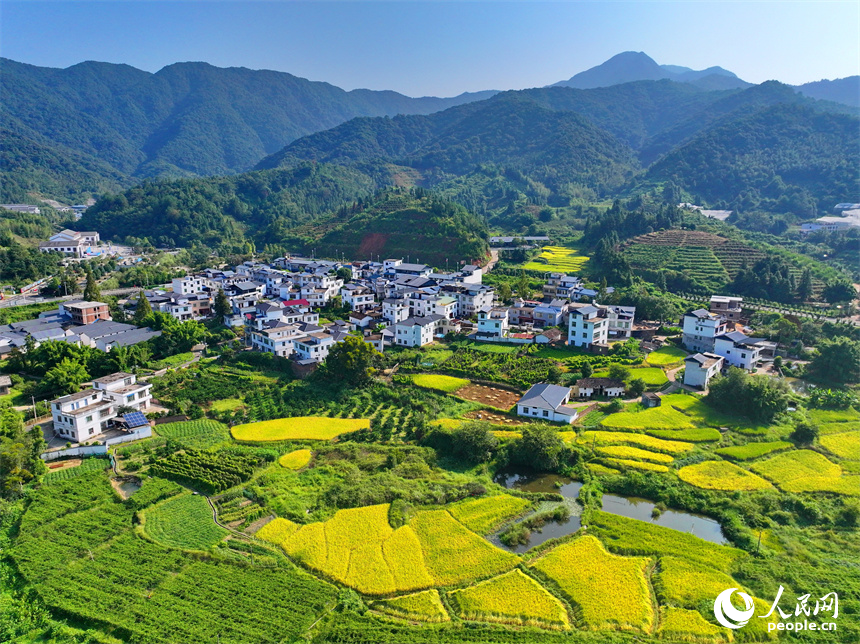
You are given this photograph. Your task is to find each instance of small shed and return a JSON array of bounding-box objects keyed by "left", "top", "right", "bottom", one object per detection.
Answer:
[
  {"left": 641, "top": 392, "right": 661, "bottom": 408},
  {"left": 0, "top": 374, "right": 11, "bottom": 396}
]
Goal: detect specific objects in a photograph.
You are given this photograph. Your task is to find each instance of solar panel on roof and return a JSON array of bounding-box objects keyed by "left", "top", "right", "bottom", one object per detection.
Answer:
[{"left": 122, "top": 412, "right": 148, "bottom": 428}]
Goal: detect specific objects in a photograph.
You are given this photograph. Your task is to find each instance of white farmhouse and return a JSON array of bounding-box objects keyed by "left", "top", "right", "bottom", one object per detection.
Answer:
[
  {"left": 683, "top": 352, "right": 725, "bottom": 389},
  {"left": 682, "top": 309, "right": 728, "bottom": 354},
  {"left": 713, "top": 332, "right": 764, "bottom": 371},
  {"left": 568, "top": 305, "right": 609, "bottom": 348},
  {"left": 394, "top": 316, "right": 443, "bottom": 347},
  {"left": 516, "top": 383, "right": 580, "bottom": 424}
]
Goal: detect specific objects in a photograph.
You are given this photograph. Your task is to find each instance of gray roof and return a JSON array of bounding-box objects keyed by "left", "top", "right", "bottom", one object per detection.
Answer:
[
  {"left": 0, "top": 375, "right": 11, "bottom": 387},
  {"left": 103, "top": 328, "right": 161, "bottom": 347},
  {"left": 518, "top": 383, "right": 571, "bottom": 411},
  {"left": 570, "top": 305, "right": 599, "bottom": 316},
  {"left": 398, "top": 315, "right": 443, "bottom": 327},
  {"left": 686, "top": 308, "right": 715, "bottom": 319}
]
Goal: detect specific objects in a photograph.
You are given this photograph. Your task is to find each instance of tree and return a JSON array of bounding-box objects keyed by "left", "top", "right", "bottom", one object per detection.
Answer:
[
  {"left": 516, "top": 272, "right": 531, "bottom": 301},
  {"left": 214, "top": 288, "right": 231, "bottom": 320},
  {"left": 133, "top": 291, "right": 152, "bottom": 326},
  {"left": 809, "top": 337, "right": 860, "bottom": 384},
  {"left": 823, "top": 281, "right": 855, "bottom": 304},
  {"left": 790, "top": 419, "right": 819, "bottom": 446},
  {"left": 450, "top": 422, "right": 499, "bottom": 463},
  {"left": 581, "top": 362, "right": 594, "bottom": 378},
  {"left": 498, "top": 283, "right": 512, "bottom": 304},
  {"left": 42, "top": 358, "right": 89, "bottom": 396},
  {"left": 83, "top": 267, "right": 102, "bottom": 302},
  {"left": 547, "top": 364, "right": 563, "bottom": 384},
  {"left": 608, "top": 363, "right": 630, "bottom": 382},
  {"left": 323, "top": 335, "right": 379, "bottom": 386},
  {"left": 510, "top": 425, "right": 565, "bottom": 471},
  {"left": 796, "top": 267, "right": 813, "bottom": 302},
  {"left": 706, "top": 367, "right": 790, "bottom": 423},
  {"left": 336, "top": 267, "right": 352, "bottom": 283},
  {"left": 627, "top": 378, "right": 646, "bottom": 397},
  {"left": 596, "top": 277, "right": 608, "bottom": 303}
]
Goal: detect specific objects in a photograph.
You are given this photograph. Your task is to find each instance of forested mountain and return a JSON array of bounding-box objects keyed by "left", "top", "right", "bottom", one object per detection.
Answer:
[
  {"left": 796, "top": 76, "right": 860, "bottom": 108},
  {"left": 0, "top": 57, "right": 496, "bottom": 198},
  {"left": 552, "top": 51, "right": 751, "bottom": 91},
  {"left": 645, "top": 103, "right": 860, "bottom": 215}
]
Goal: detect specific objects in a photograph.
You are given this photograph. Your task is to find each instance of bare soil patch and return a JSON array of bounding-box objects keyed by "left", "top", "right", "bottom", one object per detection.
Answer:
[
  {"left": 455, "top": 384, "right": 520, "bottom": 410},
  {"left": 463, "top": 410, "right": 523, "bottom": 425},
  {"left": 47, "top": 458, "right": 82, "bottom": 471}
]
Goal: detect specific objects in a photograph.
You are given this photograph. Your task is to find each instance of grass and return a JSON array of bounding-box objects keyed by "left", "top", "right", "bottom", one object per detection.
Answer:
[
  {"left": 532, "top": 535, "right": 653, "bottom": 631},
  {"left": 447, "top": 494, "right": 531, "bottom": 535},
  {"left": 577, "top": 430, "right": 694, "bottom": 455},
  {"left": 645, "top": 346, "right": 687, "bottom": 366},
  {"left": 657, "top": 607, "right": 729, "bottom": 641},
  {"left": 143, "top": 494, "right": 227, "bottom": 550},
  {"left": 588, "top": 511, "right": 746, "bottom": 573},
  {"left": 750, "top": 450, "right": 859, "bottom": 495},
  {"left": 156, "top": 419, "right": 230, "bottom": 450},
  {"left": 820, "top": 432, "right": 860, "bottom": 460},
  {"left": 677, "top": 461, "right": 773, "bottom": 491},
  {"left": 448, "top": 569, "right": 570, "bottom": 629},
  {"left": 231, "top": 417, "right": 369, "bottom": 442},
  {"left": 411, "top": 374, "right": 470, "bottom": 393},
  {"left": 646, "top": 427, "right": 722, "bottom": 442},
  {"left": 258, "top": 504, "right": 519, "bottom": 595},
  {"left": 279, "top": 449, "right": 312, "bottom": 470},
  {"left": 150, "top": 351, "right": 194, "bottom": 369},
  {"left": 715, "top": 441, "right": 793, "bottom": 461},
  {"left": 521, "top": 246, "right": 589, "bottom": 273},
  {"left": 374, "top": 590, "right": 450, "bottom": 623},
  {"left": 627, "top": 367, "right": 669, "bottom": 387},
  {"left": 210, "top": 398, "right": 244, "bottom": 412}
]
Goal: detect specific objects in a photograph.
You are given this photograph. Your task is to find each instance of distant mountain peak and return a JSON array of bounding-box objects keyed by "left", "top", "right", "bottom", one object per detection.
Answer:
[{"left": 554, "top": 52, "right": 749, "bottom": 90}]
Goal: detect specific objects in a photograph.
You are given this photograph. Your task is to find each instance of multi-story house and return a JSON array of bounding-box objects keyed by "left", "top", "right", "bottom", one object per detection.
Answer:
[
  {"left": 394, "top": 316, "right": 443, "bottom": 347},
  {"left": 682, "top": 309, "right": 728, "bottom": 354},
  {"left": 340, "top": 284, "right": 376, "bottom": 311},
  {"left": 476, "top": 307, "right": 510, "bottom": 339},
  {"left": 443, "top": 285, "right": 494, "bottom": 318},
  {"left": 60, "top": 301, "right": 111, "bottom": 325},
  {"left": 171, "top": 275, "right": 211, "bottom": 295},
  {"left": 383, "top": 298, "right": 410, "bottom": 324},
  {"left": 533, "top": 299, "right": 568, "bottom": 328},
  {"left": 683, "top": 352, "right": 725, "bottom": 389},
  {"left": 249, "top": 322, "right": 302, "bottom": 358},
  {"left": 567, "top": 304, "right": 609, "bottom": 348},
  {"left": 542, "top": 273, "right": 581, "bottom": 299},
  {"left": 603, "top": 304, "right": 636, "bottom": 339},
  {"left": 93, "top": 372, "right": 152, "bottom": 411},
  {"left": 713, "top": 331, "right": 763, "bottom": 370},
  {"left": 294, "top": 332, "right": 336, "bottom": 363},
  {"left": 709, "top": 296, "right": 744, "bottom": 322}
]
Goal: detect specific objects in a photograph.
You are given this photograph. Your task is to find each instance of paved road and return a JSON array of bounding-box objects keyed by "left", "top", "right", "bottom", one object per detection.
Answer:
[{"left": 0, "top": 287, "right": 141, "bottom": 309}]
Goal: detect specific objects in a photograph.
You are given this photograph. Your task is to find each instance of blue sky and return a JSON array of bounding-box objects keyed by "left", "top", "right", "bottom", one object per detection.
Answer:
[{"left": 2, "top": 1, "right": 858, "bottom": 97}]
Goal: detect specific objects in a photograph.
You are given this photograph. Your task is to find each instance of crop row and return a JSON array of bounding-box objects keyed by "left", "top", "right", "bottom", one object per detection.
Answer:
[{"left": 151, "top": 449, "right": 261, "bottom": 494}]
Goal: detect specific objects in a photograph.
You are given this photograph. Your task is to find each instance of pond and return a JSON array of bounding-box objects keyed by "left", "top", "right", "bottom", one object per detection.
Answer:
[{"left": 493, "top": 469, "right": 727, "bottom": 552}]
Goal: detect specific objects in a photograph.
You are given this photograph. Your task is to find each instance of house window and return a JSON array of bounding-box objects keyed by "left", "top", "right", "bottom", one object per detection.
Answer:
[
  {"left": 522, "top": 407, "right": 529, "bottom": 414},
  {"left": 741, "top": 353, "right": 746, "bottom": 358},
  {"left": 89, "top": 428, "right": 94, "bottom": 435},
  {"left": 543, "top": 410, "right": 549, "bottom": 418},
  {"left": 85, "top": 415, "right": 93, "bottom": 423},
  {"left": 582, "top": 333, "right": 587, "bottom": 338}
]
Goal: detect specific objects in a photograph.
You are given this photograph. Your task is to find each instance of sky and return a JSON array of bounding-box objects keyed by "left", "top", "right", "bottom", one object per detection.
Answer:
[{"left": 2, "top": 1, "right": 858, "bottom": 97}]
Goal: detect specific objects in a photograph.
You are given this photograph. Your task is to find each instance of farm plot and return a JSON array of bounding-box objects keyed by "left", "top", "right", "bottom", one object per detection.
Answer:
[
  {"left": 156, "top": 419, "right": 230, "bottom": 450},
  {"left": 645, "top": 346, "right": 688, "bottom": 366},
  {"left": 594, "top": 445, "right": 674, "bottom": 464},
  {"left": 657, "top": 607, "right": 728, "bottom": 642},
  {"left": 715, "top": 441, "right": 792, "bottom": 461},
  {"left": 374, "top": 589, "right": 450, "bottom": 622},
  {"left": 279, "top": 449, "right": 313, "bottom": 470},
  {"left": 627, "top": 367, "right": 668, "bottom": 388},
  {"left": 448, "top": 569, "right": 569, "bottom": 629},
  {"left": 820, "top": 432, "right": 860, "bottom": 460},
  {"left": 750, "top": 450, "right": 859, "bottom": 495},
  {"left": 442, "top": 349, "right": 554, "bottom": 389},
  {"left": 411, "top": 374, "right": 469, "bottom": 393},
  {"left": 531, "top": 535, "right": 653, "bottom": 631},
  {"left": 654, "top": 556, "right": 740, "bottom": 609},
  {"left": 143, "top": 493, "right": 227, "bottom": 550},
  {"left": 231, "top": 417, "right": 369, "bottom": 441},
  {"left": 588, "top": 511, "right": 745, "bottom": 573},
  {"left": 646, "top": 427, "right": 721, "bottom": 442},
  {"left": 808, "top": 407, "right": 860, "bottom": 424},
  {"left": 522, "top": 246, "right": 589, "bottom": 273},
  {"left": 42, "top": 457, "right": 107, "bottom": 484},
  {"left": 151, "top": 449, "right": 262, "bottom": 494},
  {"left": 600, "top": 405, "right": 695, "bottom": 431},
  {"left": 577, "top": 431, "right": 694, "bottom": 455},
  {"left": 448, "top": 494, "right": 531, "bottom": 534},
  {"left": 604, "top": 459, "right": 670, "bottom": 473},
  {"left": 454, "top": 384, "right": 522, "bottom": 410},
  {"left": 257, "top": 504, "right": 519, "bottom": 595},
  {"left": 463, "top": 410, "right": 522, "bottom": 425},
  {"left": 677, "top": 461, "right": 772, "bottom": 491}
]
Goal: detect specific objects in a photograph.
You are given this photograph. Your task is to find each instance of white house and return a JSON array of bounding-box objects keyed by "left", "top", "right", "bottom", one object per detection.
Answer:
[
  {"left": 683, "top": 352, "right": 725, "bottom": 389},
  {"left": 476, "top": 307, "right": 510, "bottom": 339},
  {"left": 516, "top": 383, "right": 579, "bottom": 424},
  {"left": 249, "top": 322, "right": 301, "bottom": 358},
  {"left": 709, "top": 296, "right": 743, "bottom": 322},
  {"left": 682, "top": 309, "right": 728, "bottom": 354},
  {"left": 603, "top": 304, "right": 636, "bottom": 339},
  {"left": 574, "top": 377, "right": 625, "bottom": 398},
  {"left": 383, "top": 298, "right": 410, "bottom": 324},
  {"left": 172, "top": 275, "right": 211, "bottom": 295},
  {"left": 340, "top": 284, "right": 376, "bottom": 311},
  {"left": 568, "top": 305, "right": 609, "bottom": 348},
  {"left": 713, "top": 332, "right": 763, "bottom": 371},
  {"left": 93, "top": 372, "right": 152, "bottom": 411},
  {"left": 394, "top": 316, "right": 442, "bottom": 347},
  {"left": 293, "top": 332, "right": 335, "bottom": 363}
]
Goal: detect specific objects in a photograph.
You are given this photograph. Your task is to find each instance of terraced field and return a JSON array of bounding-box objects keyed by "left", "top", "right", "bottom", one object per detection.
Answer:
[
  {"left": 374, "top": 590, "right": 450, "bottom": 622},
  {"left": 143, "top": 494, "right": 227, "bottom": 550},
  {"left": 231, "top": 417, "right": 369, "bottom": 441},
  {"left": 521, "top": 246, "right": 589, "bottom": 273},
  {"left": 750, "top": 450, "right": 859, "bottom": 495},
  {"left": 677, "top": 461, "right": 773, "bottom": 491}
]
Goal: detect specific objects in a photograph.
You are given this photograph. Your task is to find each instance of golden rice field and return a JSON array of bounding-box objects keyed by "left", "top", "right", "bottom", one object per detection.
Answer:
[
  {"left": 594, "top": 445, "right": 674, "bottom": 464},
  {"left": 231, "top": 416, "right": 369, "bottom": 441},
  {"left": 750, "top": 450, "right": 860, "bottom": 495},
  {"left": 677, "top": 461, "right": 772, "bottom": 491},
  {"left": 820, "top": 431, "right": 860, "bottom": 460},
  {"left": 587, "top": 463, "right": 620, "bottom": 476},
  {"left": 578, "top": 431, "right": 694, "bottom": 455},
  {"left": 656, "top": 607, "right": 728, "bottom": 642},
  {"left": 374, "top": 589, "right": 450, "bottom": 623},
  {"left": 654, "top": 556, "right": 739, "bottom": 609},
  {"left": 531, "top": 535, "right": 653, "bottom": 632},
  {"left": 521, "top": 246, "right": 589, "bottom": 273},
  {"left": 448, "top": 569, "right": 570, "bottom": 629},
  {"left": 411, "top": 374, "right": 470, "bottom": 393},
  {"left": 278, "top": 449, "right": 312, "bottom": 470},
  {"left": 259, "top": 504, "right": 520, "bottom": 594},
  {"left": 645, "top": 346, "right": 688, "bottom": 366},
  {"left": 448, "top": 495, "right": 531, "bottom": 535},
  {"left": 411, "top": 509, "right": 520, "bottom": 587},
  {"left": 604, "top": 458, "right": 670, "bottom": 473},
  {"left": 491, "top": 430, "right": 522, "bottom": 441}
]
